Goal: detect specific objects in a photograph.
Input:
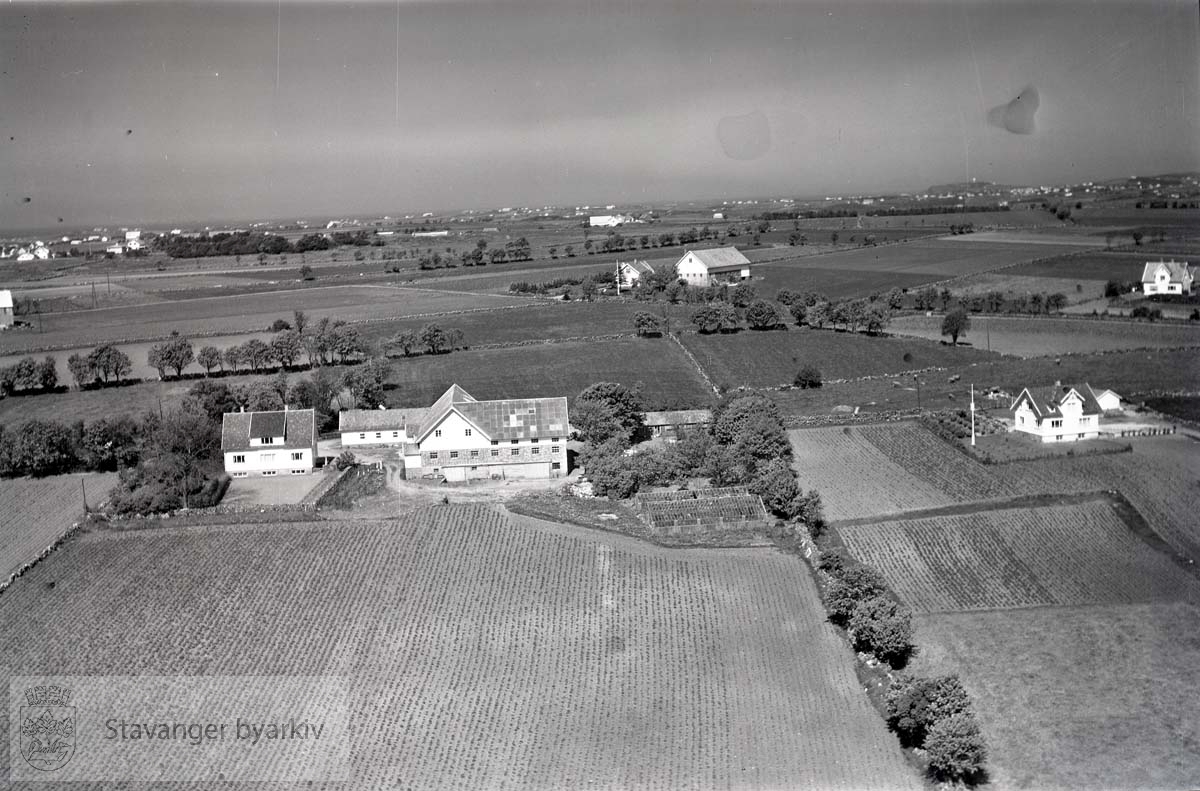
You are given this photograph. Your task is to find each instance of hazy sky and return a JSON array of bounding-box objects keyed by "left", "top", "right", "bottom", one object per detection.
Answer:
[{"left": 2, "top": 0, "right": 1197, "bottom": 231}]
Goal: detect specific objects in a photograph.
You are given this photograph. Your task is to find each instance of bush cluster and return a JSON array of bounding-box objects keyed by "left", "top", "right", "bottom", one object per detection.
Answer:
[
  {"left": 885, "top": 674, "right": 987, "bottom": 781},
  {"left": 820, "top": 557, "right": 914, "bottom": 666},
  {"left": 0, "top": 356, "right": 58, "bottom": 396}
]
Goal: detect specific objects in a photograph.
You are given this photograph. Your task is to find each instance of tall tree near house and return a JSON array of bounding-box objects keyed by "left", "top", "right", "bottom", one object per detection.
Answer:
[
  {"left": 66, "top": 353, "right": 94, "bottom": 389},
  {"left": 270, "top": 329, "right": 304, "bottom": 368},
  {"left": 197, "top": 346, "right": 222, "bottom": 375},
  {"left": 89, "top": 345, "right": 132, "bottom": 384},
  {"left": 419, "top": 323, "right": 450, "bottom": 354},
  {"left": 387, "top": 329, "right": 420, "bottom": 357},
  {"left": 241, "top": 339, "right": 272, "bottom": 372},
  {"left": 160, "top": 335, "right": 195, "bottom": 378},
  {"left": 573, "top": 381, "right": 645, "bottom": 446},
  {"left": 292, "top": 310, "right": 309, "bottom": 335},
  {"left": 222, "top": 345, "right": 244, "bottom": 374},
  {"left": 633, "top": 311, "right": 664, "bottom": 337},
  {"left": 941, "top": 307, "right": 970, "bottom": 345},
  {"left": 146, "top": 408, "right": 222, "bottom": 509},
  {"left": 745, "top": 299, "right": 781, "bottom": 330},
  {"left": 147, "top": 344, "right": 168, "bottom": 379}
]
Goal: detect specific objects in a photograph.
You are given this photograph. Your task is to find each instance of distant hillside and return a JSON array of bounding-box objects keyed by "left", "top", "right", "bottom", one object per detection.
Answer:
[{"left": 925, "top": 181, "right": 1020, "bottom": 194}]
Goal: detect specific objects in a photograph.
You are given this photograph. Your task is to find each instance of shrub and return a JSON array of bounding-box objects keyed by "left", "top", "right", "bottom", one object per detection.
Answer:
[
  {"left": 823, "top": 565, "right": 886, "bottom": 624},
  {"left": 848, "top": 594, "right": 914, "bottom": 666},
  {"left": 270, "top": 318, "right": 292, "bottom": 332},
  {"left": 794, "top": 365, "right": 822, "bottom": 389},
  {"left": 925, "top": 712, "right": 987, "bottom": 781},
  {"left": 335, "top": 450, "right": 357, "bottom": 470},
  {"left": 748, "top": 459, "right": 800, "bottom": 517},
  {"left": 885, "top": 674, "right": 971, "bottom": 747}
]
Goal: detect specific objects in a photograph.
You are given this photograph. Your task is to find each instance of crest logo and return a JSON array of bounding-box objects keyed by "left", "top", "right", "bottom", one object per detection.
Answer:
[{"left": 19, "top": 685, "right": 75, "bottom": 771}]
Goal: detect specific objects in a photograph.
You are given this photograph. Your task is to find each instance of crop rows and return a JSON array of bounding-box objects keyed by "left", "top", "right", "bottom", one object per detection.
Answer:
[
  {"left": 0, "top": 504, "right": 918, "bottom": 789},
  {"left": 840, "top": 501, "right": 1196, "bottom": 613},
  {"left": 858, "top": 423, "right": 1015, "bottom": 502},
  {"left": 639, "top": 494, "right": 768, "bottom": 528},
  {"left": 0, "top": 473, "right": 117, "bottom": 586},
  {"left": 788, "top": 426, "right": 955, "bottom": 521},
  {"left": 636, "top": 486, "right": 751, "bottom": 502}
]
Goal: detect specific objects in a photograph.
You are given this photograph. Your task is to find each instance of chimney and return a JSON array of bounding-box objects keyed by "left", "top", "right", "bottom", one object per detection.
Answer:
[
  {"left": 239, "top": 405, "right": 244, "bottom": 413},
  {"left": 1054, "top": 380, "right": 1062, "bottom": 388},
  {"left": 284, "top": 404, "right": 288, "bottom": 412}
]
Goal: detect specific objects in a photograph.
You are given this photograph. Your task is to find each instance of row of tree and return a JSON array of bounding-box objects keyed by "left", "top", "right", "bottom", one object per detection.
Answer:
[
  {"left": 755, "top": 204, "right": 1009, "bottom": 221},
  {"left": 0, "top": 356, "right": 58, "bottom": 396},
  {"left": 157, "top": 230, "right": 384, "bottom": 259}
]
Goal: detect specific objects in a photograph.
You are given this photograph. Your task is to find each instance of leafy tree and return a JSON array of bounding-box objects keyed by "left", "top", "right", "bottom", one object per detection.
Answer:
[
  {"left": 730, "top": 282, "right": 757, "bottom": 308},
  {"left": 184, "top": 380, "right": 239, "bottom": 422},
  {"left": 710, "top": 392, "right": 782, "bottom": 445},
  {"left": 863, "top": 302, "right": 892, "bottom": 334},
  {"left": 299, "top": 264, "right": 314, "bottom": 280},
  {"left": 775, "top": 289, "right": 803, "bottom": 307},
  {"left": 787, "top": 302, "right": 807, "bottom": 325},
  {"left": 574, "top": 382, "right": 645, "bottom": 445},
  {"left": 691, "top": 301, "right": 739, "bottom": 333},
  {"left": 1046, "top": 292, "right": 1068, "bottom": 312},
  {"left": 159, "top": 335, "right": 195, "bottom": 378},
  {"left": 941, "top": 308, "right": 971, "bottom": 345},
  {"left": 806, "top": 301, "right": 831, "bottom": 329},
  {"left": 1131, "top": 230, "right": 1144, "bottom": 245},
  {"left": 745, "top": 299, "right": 782, "bottom": 330},
  {"left": 341, "top": 358, "right": 389, "bottom": 408},
  {"left": 292, "top": 310, "right": 309, "bottom": 335},
  {"left": 790, "top": 489, "right": 826, "bottom": 536},
  {"left": 67, "top": 353, "right": 95, "bottom": 389},
  {"left": 142, "top": 407, "right": 222, "bottom": 509},
  {"left": 197, "top": 346, "right": 222, "bottom": 375},
  {"left": 885, "top": 674, "right": 972, "bottom": 747},
  {"left": 564, "top": 244, "right": 574, "bottom": 258},
  {"left": 726, "top": 411, "right": 792, "bottom": 481},
  {"left": 633, "top": 311, "right": 663, "bottom": 337},
  {"left": 222, "top": 345, "right": 244, "bottom": 373},
  {"left": 579, "top": 439, "right": 640, "bottom": 498},
  {"left": 288, "top": 367, "right": 340, "bottom": 431},
  {"left": 387, "top": 329, "right": 420, "bottom": 356},
  {"left": 147, "top": 344, "right": 168, "bottom": 379},
  {"left": 748, "top": 458, "right": 800, "bottom": 517},
  {"left": 419, "top": 323, "right": 451, "bottom": 354},
  {"left": 241, "top": 339, "right": 272, "bottom": 372},
  {"left": 80, "top": 416, "right": 143, "bottom": 472},
  {"left": 6, "top": 420, "right": 79, "bottom": 476},
  {"left": 925, "top": 713, "right": 987, "bottom": 781},
  {"left": 794, "top": 365, "right": 822, "bottom": 389},
  {"left": 270, "top": 318, "right": 292, "bottom": 332},
  {"left": 848, "top": 594, "right": 913, "bottom": 665},
  {"left": 831, "top": 231, "right": 839, "bottom": 245},
  {"left": 823, "top": 565, "right": 887, "bottom": 624},
  {"left": 1103, "top": 280, "right": 1123, "bottom": 299},
  {"left": 579, "top": 275, "right": 598, "bottom": 301},
  {"left": 88, "top": 345, "right": 132, "bottom": 384},
  {"left": 330, "top": 325, "right": 365, "bottom": 363}
]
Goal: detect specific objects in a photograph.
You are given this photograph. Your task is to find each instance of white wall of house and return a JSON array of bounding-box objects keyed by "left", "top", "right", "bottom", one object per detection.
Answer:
[
  {"left": 1095, "top": 391, "right": 1122, "bottom": 412},
  {"left": 0, "top": 307, "right": 12, "bottom": 328},
  {"left": 224, "top": 448, "right": 313, "bottom": 476},
  {"left": 676, "top": 252, "right": 710, "bottom": 285},
  {"left": 405, "top": 410, "right": 566, "bottom": 480},
  {"left": 1012, "top": 395, "right": 1100, "bottom": 443},
  {"left": 341, "top": 428, "right": 409, "bottom": 446}
]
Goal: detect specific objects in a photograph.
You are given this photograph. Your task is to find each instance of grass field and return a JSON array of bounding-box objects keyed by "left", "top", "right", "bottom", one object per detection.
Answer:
[
  {"left": 681, "top": 327, "right": 997, "bottom": 389},
  {"left": 0, "top": 505, "right": 921, "bottom": 789},
  {"left": 839, "top": 499, "right": 1196, "bottom": 614},
  {"left": 0, "top": 285, "right": 527, "bottom": 354},
  {"left": 910, "top": 601, "right": 1200, "bottom": 791},
  {"left": 385, "top": 336, "right": 715, "bottom": 409},
  {"left": 888, "top": 315, "right": 1200, "bottom": 357},
  {"left": 0, "top": 473, "right": 116, "bottom": 585},
  {"left": 1004, "top": 249, "right": 1167, "bottom": 281}
]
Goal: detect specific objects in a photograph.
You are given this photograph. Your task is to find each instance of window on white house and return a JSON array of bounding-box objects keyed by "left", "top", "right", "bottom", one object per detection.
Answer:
[
  {"left": 450, "top": 451, "right": 459, "bottom": 459},
  {"left": 375, "top": 432, "right": 382, "bottom": 439},
  {"left": 511, "top": 439, "right": 518, "bottom": 444},
  {"left": 552, "top": 437, "right": 560, "bottom": 443},
  {"left": 291, "top": 452, "right": 303, "bottom": 461},
  {"left": 491, "top": 440, "right": 499, "bottom": 446},
  {"left": 435, "top": 429, "right": 442, "bottom": 437},
  {"left": 262, "top": 470, "right": 276, "bottom": 476},
  {"left": 429, "top": 452, "right": 438, "bottom": 459},
  {"left": 552, "top": 446, "right": 560, "bottom": 454},
  {"left": 470, "top": 450, "right": 479, "bottom": 457},
  {"left": 532, "top": 447, "right": 540, "bottom": 455},
  {"left": 292, "top": 469, "right": 305, "bottom": 475},
  {"left": 392, "top": 431, "right": 399, "bottom": 438},
  {"left": 531, "top": 438, "right": 539, "bottom": 443},
  {"left": 233, "top": 454, "right": 246, "bottom": 464},
  {"left": 552, "top": 462, "right": 561, "bottom": 470},
  {"left": 359, "top": 433, "right": 366, "bottom": 440},
  {"left": 465, "top": 429, "right": 472, "bottom": 436},
  {"left": 490, "top": 449, "right": 499, "bottom": 457},
  {"left": 511, "top": 449, "right": 519, "bottom": 456},
  {"left": 260, "top": 437, "right": 275, "bottom": 444}
]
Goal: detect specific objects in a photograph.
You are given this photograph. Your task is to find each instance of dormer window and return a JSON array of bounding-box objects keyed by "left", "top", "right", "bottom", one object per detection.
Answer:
[{"left": 260, "top": 437, "right": 275, "bottom": 445}]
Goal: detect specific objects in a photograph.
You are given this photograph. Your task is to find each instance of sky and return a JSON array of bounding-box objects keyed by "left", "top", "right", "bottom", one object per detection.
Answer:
[{"left": 2, "top": 0, "right": 1198, "bottom": 232}]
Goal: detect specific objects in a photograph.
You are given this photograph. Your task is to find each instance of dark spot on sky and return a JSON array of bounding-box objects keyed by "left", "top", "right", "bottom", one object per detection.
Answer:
[
  {"left": 988, "top": 85, "right": 1039, "bottom": 135},
  {"left": 126, "top": 129, "right": 133, "bottom": 135},
  {"left": 22, "top": 197, "right": 32, "bottom": 203},
  {"left": 58, "top": 217, "right": 64, "bottom": 223},
  {"left": 716, "top": 109, "right": 771, "bottom": 160}
]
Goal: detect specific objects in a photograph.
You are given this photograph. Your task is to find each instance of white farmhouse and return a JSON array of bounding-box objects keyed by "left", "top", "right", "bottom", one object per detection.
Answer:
[
  {"left": 339, "top": 385, "right": 569, "bottom": 482},
  {"left": 589, "top": 214, "right": 632, "bottom": 228},
  {"left": 675, "top": 247, "right": 752, "bottom": 285},
  {"left": 617, "top": 260, "right": 654, "bottom": 289},
  {"left": 0, "top": 289, "right": 13, "bottom": 328},
  {"left": 1141, "top": 260, "right": 1194, "bottom": 295},
  {"left": 1009, "top": 383, "right": 1108, "bottom": 443},
  {"left": 221, "top": 408, "right": 317, "bottom": 476}
]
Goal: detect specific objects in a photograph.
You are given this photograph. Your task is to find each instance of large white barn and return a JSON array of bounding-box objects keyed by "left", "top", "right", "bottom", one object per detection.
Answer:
[
  {"left": 339, "top": 385, "right": 569, "bottom": 482},
  {"left": 222, "top": 408, "right": 317, "bottom": 476},
  {"left": 0, "top": 289, "right": 13, "bottom": 328},
  {"left": 675, "top": 247, "right": 751, "bottom": 285}
]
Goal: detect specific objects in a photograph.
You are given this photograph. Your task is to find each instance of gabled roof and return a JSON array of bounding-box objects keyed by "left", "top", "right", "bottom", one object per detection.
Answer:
[
  {"left": 681, "top": 246, "right": 751, "bottom": 272},
  {"left": 416, "top": 384, "right": 569, "bottom": 443},
  {"left": 339, "top": 408, "right": 427, "bottom": 433},
  {"left": 1141, "top": 260, "right": 1193, "bottom": 283},
  {"left": 620, "top": 260, "right": 655, "bottom": 276},
  {"left": 0, "top": 290, "right": 13, "bottom": 309},
  {"left": 249, "top": 411, "right": 286, "bottom": 438},
  {"left": 222, "top": 409, "right": 316, "bottom": 452},
  {"left": 1010, "top": 383, "right": 1103, "bottom": 419}
]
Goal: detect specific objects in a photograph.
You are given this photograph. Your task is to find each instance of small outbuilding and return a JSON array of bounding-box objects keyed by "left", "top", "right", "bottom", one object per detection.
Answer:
[{"left": 642, "top": 409, "right": 713, "bottom": 441}]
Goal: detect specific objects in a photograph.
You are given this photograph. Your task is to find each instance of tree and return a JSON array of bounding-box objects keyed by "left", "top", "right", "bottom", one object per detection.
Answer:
[
  {"left": 184, "top": 380, "right": 239, "bottom": 422},
  {"left": 1131, "top": 230, "right": 1144, "bottom": 246},
  {"left": 80, "top": 415, "right": 143, "bottom": 472},
  {"left": 794, "top": 365, "right": 822, "bottom": 389},
  {"left": 88, "top": 345, "right": 132, "bottom": 384},
  {"left": 341, "top": 359, "right": 389, "bottom": 408},
  {"left": 330, "top": 325, "right": 365, "bottom": 362},
  {"left": 710, "top": 392, "right": 784, "bottom": 447},
  {"left": 579, "top": 275, "right": 598, "bottom": 301},
  {"left": 925, "top": 713, "right": 987, "bottom": 781},
  {"left": 863, "top": 302, "right": 892, "bottom": 334},
  {"left": 1046, "top": 292, "right": 1068, "bottom": 312},
  {"left": 387, "top": 329, "right": 420, "bottom": 356},
  {"left": 941, "top": 308, "right": 970, "bottom": 345},
  {"left": 691, "top": 301, "right": 739, "bottom": 333},
  {"left": 67, "top": 353, "right": 95, "bottom": 389},
  {"left": 830, "top": 231, "right": 839, "bottom": 245},
  {"left": 241, "top": 339, "right": 273, "bottom": 372},
  {"left": 35, "top": 357, "right": 57, "bottom": 391},
  {"left": 633, "top": 311, "right": 663, "bottom": 337},
  {"left": 806, "top": 301, "right": 831, "bottom": 329},
  {"left": 748, "top": 458, "right": 800, "bottom": 517},
  {"left": 197, "top": 346, "right": 223, "bottom": 375},
  {"left": 289, "top": 367, "right": 340, "bottom": 432},
  {"left": 419, "top": 323, "right": 451, "bottom": 354},
  {"left": 144, "top": 407, "right": 222, "bottom": 509},
  {"left": 6, "top": 420, "right": 78, "bottom": 477},
  {"left": 745, "top": 299, "right": 782, "bottom": 330},
  {"left": 885, "top": 674, "right": 972, "bottom": 747},
  {"left": 222, "top": 345, "right": 244, "bottom": 373},
  {"left": 730, "top": 282, "right": 757, "bottom": 308},
  {"left": 1104, "top": 280, "right": 1123, "bottom": 299},
  {"left": 848, "top": 594, "right": 913, "bottom": 665},
  {"left": 574, "top": 382, "right": 645, "bottom": 445},
  {"left": 823, "top": 565, "right": 887, "bottom": 623},
  {"left": 299, "top": 264, "right": 314, "bottom": 280},
  {"left": 564, "top": 245, "right": 574, "bottom": 258},
  {"left": 147, "top": 344, "right": 168, "bottom": 379},
  {"left": 579, "top": 439, "right": 640, "bottom": 498},
  {"left": 292, "top": 310, "right": 309, "bottom": 335},
  {"left": 159, "top": 335, "right": 195, "bottom": 378}
]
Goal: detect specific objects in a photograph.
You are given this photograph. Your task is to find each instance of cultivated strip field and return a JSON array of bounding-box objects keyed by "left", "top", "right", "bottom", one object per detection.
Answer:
[
  {"left": 0, "top": 473, "right": 116, "bottom": 585},
  {"left": 839, "top": 500, "right": 1197, "bottom": 613},
  {"left": 0, "top": 285, "right": 528, "bottom": 353},
  {"left": 0, "top": 505, "right": 920, "bottom": 789},
  {"left": 888, "top": 315, "right": 1200, "bottom": 357},
  {"left": 682, "top": 329, "right": 995, "bottom": 390},
  {"left": 386, "top": 336, "right": 715, "bottom": 409}
]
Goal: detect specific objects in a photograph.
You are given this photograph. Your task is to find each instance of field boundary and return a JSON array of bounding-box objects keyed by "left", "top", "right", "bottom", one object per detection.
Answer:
[
  {"left": 831, "top": 490, "right": 1109, "bottom": 528},
  {"left": 667, "top": 332, "right": 720, "bottom": 394}
]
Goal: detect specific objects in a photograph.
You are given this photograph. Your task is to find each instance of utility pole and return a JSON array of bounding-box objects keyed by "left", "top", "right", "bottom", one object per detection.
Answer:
[
  {"left": 80, "top": 477, "right": 88, "bottom": 513},
  {"left": 914, "top": 374, "right": 922, "bottom": 411},
  {"left": 970, "top": 383, "right": 977, "bottom": 446}
]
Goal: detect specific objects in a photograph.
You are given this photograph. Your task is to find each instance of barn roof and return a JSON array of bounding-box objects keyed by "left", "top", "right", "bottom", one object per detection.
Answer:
[
  {"left": 1141, "top": 260, "right": 1193, "bottom": 284},
  {"left": 683, "top": 247, "right": 751, "bottom": 272},
  {"left": 416, "top": 384, "right": 569, "bottom": 442},
  {"left": 642, "top": 409, "right": 713, "bottom": 427},
  {"left": 222, "top": 409, "right": 316, "bottom": 452},
  {"left": 620, "top": 260, "right": 655, "bottom": 276},
  {"left": 339, "top": 408, "right": 427, "bottom": 433}
]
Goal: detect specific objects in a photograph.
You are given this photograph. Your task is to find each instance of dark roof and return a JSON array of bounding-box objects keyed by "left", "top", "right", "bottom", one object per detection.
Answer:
[
  {"left": 642, "top": 409, "right": 712, "bottom": 427},
  {"left": 222, "top": 409, "right": 316, "bottom": 452},
  {"left": 339, "top": 408, "right": 427, "bottom": 433},
  {"left": 1141, "top": 260, "right": 1193, "bottom": 284},
  {"left": 416, "top": 384, "right": 569, "bottom": 442},
  {"left": 684, "top": 247, "right": 751, "bottom": 272},
  {"left": 620, "top": 260, "right": 655, "bottom": 276},
  {"left": 1010, "top": 384, "right": 1103, "bottom": 419},
  {"left": 249, "top": 411, "right": 286, "bottom": 438}
]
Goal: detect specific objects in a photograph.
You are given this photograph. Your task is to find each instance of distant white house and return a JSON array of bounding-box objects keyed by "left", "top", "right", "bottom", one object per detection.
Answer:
[
  {"left": 1141, "top": 260, "right": 1194, "bottom": 295},
  {"left": 617, "top": 260, "right": 654, "bottom": 289},
  {"left": 125, "top": 238, "right": 144, "bottom": 251},
  {"left": 1010, "top": 383, "right": 1110, "bottom": 442},
  {"left": 712, "top": 212, "right": 725, "bottom": 220},
  {"left": 16, "top": 251, "right": 34, "bottom": 262},
  {"left": 124, "top": 230, "right": 141, "bottom": 242},
  {"left": 412, "top": 230, "right": 449, "bottom": 238},
  {"left": 0, "top": 289, "right": 14, "bottom": 328},
  {"left": 675, "top": 247, "right": 752, "bottom": 285},
  {"left": 338, "top": 407, "right": 427, "bottom": 447},
  {"left": 589, "top": 214, "right": 633, "bottom": 228},
  {"left": 106, "top": 244, "right": 125, "bottom": 255},
  {"left": 221, "top": 408, "right": 317, "bottom": 476}
]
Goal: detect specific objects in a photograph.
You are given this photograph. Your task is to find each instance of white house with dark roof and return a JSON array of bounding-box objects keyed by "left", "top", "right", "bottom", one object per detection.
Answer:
[
  {"left": 617, "top": 259, "right": 655, "bottom": 289},
  {"left": 1141, "top": 260, "right": 1193, "bottom": 295},
  {"left": 1009, "top": 383, "right": 1108, "bottom": 443},
  {"left": 675, "top": 247, "right": 752, "bottom": 285},
  {"left": 0, "top": 289, "right": 13, "bottom": 328},
  {"left": 338, "top": 407, "right": 427, "bottom": 446},
  {"left": 221, "top": 408, "right": 317, "bottom": 476}
]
